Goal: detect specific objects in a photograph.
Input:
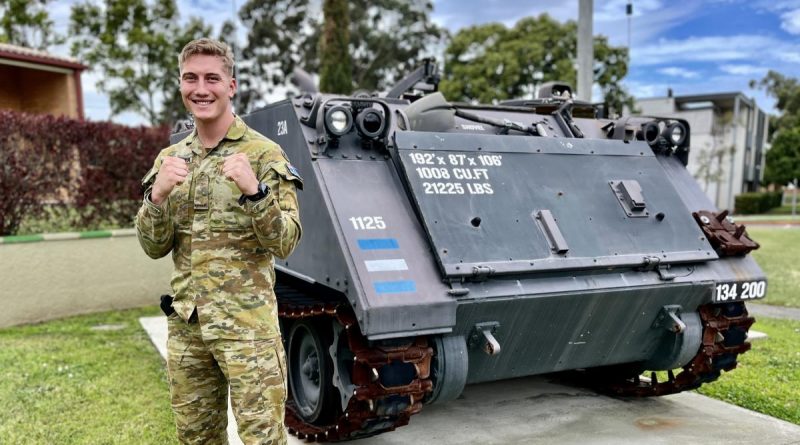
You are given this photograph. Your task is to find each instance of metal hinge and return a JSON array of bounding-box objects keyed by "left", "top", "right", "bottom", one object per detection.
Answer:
[
  {"left": 471, "top": 265, "right": 495, "bottom": 281},
  {"left": 640, "top": 256, "right": 675, "bottom": 281}
]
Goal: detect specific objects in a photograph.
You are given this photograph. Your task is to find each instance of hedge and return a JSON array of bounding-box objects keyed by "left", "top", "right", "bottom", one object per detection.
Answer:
[
  {"left": 0, "top": 110, "right": 170, "bottom": 235},
  {"left": 734, "top": 191, "right": 783, "bottom": 215}
]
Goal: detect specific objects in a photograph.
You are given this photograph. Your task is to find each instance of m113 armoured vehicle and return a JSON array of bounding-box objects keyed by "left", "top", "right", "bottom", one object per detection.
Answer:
[{"left": 236, "top": 62, "right": 765, "bottom": 441}]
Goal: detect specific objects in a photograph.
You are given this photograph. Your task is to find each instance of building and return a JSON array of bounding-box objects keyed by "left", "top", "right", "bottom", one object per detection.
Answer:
[
  {"left": 636, "top": 92, "right": 769, "bottom": 212},
  {"left": 0, "top": 43, "right": 87, "bottom": 119}
]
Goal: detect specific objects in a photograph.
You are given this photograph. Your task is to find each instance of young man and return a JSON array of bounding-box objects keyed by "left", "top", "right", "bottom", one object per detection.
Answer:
[{"left": 136, "top": 38, "right": 302, "bottom": 444}]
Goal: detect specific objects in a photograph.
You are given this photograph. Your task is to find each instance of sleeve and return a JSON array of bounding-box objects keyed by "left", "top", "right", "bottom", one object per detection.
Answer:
[
  {"left": 134, "top": 154, "right": 175, "bottom": 259},
  {"left": 242, "top": 156, "right": 303, "bottom": 259}
]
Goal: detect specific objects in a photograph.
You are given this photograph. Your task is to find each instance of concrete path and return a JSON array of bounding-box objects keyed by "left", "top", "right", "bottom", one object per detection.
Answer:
[
  {"left": 748, "top": 303, "right": 800, "bottom": 321},
  {"left": 140, "top": 316, "right": 800, "bottom": 445}
]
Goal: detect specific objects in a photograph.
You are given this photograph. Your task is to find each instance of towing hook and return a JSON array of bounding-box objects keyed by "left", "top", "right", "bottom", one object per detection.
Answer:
[
  {"left": 469, "top": 322, "right": 501, "bottom": 356},
  {"left": 652, "top": 305, "right": 686, "bottom": 333}
]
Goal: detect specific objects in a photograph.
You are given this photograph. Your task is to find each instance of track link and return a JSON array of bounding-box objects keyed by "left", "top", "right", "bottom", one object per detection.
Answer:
[
  {"left": 279, "top": 302, "right": 433, "bottom": 442},
  {"left": 601, "top": 302, "right": 755, "bottom": 397}
]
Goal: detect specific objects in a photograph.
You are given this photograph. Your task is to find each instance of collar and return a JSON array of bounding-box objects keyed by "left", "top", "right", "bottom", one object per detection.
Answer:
[{"left": 185, "top": 115, "right": 246, "bottom": 156}]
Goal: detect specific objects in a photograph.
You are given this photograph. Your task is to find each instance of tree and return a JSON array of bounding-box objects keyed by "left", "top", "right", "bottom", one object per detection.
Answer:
[
  {"left": 440, "top": 14, "right": 633, "bottom": 115},
  {"left": 69, "top": 0, "right": 211, "bottom": 126},
  {"left": 238, "top": 0, "right": 443, "bottom": 111},
  {"left": 751, "top": 71, "right": 800, "bottom": 186},
  {"left": 0, "top": 0, "right": 63, "bottom": 50},
  {"left": 319, "top": 0, "right": 351, "bottom": 94},
  {"left": 751, "top": 70, "right": 800, "bottom": 137},
  {"left": 764, "top": 128, "right": 800, "bottom": 186}
]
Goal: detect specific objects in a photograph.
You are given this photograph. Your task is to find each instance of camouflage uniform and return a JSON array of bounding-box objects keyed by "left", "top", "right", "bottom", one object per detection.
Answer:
[{"left": 136, "top": 115, "right": 302, "bottom": 444}]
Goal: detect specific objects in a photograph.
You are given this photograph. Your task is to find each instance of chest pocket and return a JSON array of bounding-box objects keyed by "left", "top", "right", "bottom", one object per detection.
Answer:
[
  {"left": 209, "top": 175, "right": 253, "bottom": 232},
  {"left": 171, "top": 173, "right": 192, "bottom": 230}
]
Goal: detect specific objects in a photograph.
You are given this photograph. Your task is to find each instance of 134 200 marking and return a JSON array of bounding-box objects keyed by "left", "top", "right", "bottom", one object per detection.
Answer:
[{"left": 714, "top": 280, "right": 766, "bottom": 303}]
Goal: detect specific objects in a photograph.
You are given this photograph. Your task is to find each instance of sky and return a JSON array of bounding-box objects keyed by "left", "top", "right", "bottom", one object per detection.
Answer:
[{"left": 46, "top": 0, "right": 800, "bottom": 126}]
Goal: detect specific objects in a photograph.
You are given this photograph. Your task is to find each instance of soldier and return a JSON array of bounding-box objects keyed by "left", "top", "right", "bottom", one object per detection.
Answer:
[{"left": 135, "top": 38, "right": 302, "bottom": 444}]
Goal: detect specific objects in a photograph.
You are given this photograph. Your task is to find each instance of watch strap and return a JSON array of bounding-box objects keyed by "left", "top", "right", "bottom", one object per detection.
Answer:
[{"left": 238, "top": 182, "right": 270, "bottom": 206}]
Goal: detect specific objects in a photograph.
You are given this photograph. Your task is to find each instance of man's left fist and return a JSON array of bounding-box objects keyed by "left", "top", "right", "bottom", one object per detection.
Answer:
[{"left": 222, "top": 153, "right": 259, "bottom": 195}]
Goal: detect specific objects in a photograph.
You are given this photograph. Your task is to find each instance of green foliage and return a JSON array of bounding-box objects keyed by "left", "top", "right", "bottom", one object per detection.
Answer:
[
  {"left": 751, "top": 71, "right": 800, "bottom": 186},
  {"left": 0, "top": 306, "right": 176, "bottom": 444},
  {"left": 751, "top": 70, "right": 800, "bottom": 137},
  {"left": 764, "top": 128, "right": 800, "bottom": 186},
  {"left": 0, "top": 110, "right": 169, "bottom": 236},
  {"left": 69, "top": 0, "right": 211, "bottom": 126},
  {"left": 735, "top": 191, "right": 783, "bottom": 215},
  {"left": 765, "top": 205, "right": 800, "bottom": 215},
  {"left": 238, "top": 0, "right": 443, "bottom": 109},
  {"left": 696, "top": 317, "right": 800, "bottom": 426},
  {"left": 319, "top": 0, "right": 352, "bottom": 94},
  {"left": 748, "top": 227, "right": 800, "bottom": 308},
  {"left": 440, "top": 14, "right": 634, "bottom": 115},
  {"left": 15, "top": 203, "right": 136, "bottom": 235},
  {"left": 0, "top": 0, "right": 62, "bottom": 50}
]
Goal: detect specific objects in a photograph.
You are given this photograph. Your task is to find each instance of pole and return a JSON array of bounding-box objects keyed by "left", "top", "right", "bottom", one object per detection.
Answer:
[{"left": 577, "top": 0, "right": 593, "bottom": 101}]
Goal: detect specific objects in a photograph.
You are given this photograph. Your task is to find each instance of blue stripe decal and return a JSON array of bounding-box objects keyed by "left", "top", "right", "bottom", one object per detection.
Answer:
[
  {"left": 357, "top": 238, "right": 399, "bottom": 250},
  {"left": 374, "top": 280, "right": 416, "bottom": 294}
]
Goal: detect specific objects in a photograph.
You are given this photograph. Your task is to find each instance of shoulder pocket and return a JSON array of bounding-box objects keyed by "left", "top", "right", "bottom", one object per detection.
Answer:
[{"left": 269, "top": 162, "right": 304, "bottom": 190}]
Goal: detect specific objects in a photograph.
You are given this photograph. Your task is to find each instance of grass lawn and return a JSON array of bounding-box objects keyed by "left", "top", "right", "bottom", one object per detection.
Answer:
[
  {"left": 0, "top": 306, "right": 176, "bottom": 445},
  {"left": 696, "top": 317, "right": 800, "bottom": 425},
  {"left": 748, "top": 227, "right": 800, "bottom": 308}
]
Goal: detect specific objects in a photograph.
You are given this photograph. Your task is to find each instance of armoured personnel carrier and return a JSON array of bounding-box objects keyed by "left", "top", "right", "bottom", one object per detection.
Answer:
[{"left": 229, "top": 62, "right": 765, "bottom": 441}]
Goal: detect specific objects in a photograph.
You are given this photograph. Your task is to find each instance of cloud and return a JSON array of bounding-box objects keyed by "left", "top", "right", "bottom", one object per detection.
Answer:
[
  {"left": 595, "top": 0, "right": 702, "bottom": 46},
  {"left": 631, "top": 34, "right": 795, "bottom": 65},
  {"left": 719, "top": 64, "right": 768, "bottom": 76},
  {"left": 777, "top": 51, "right": 800, "bottom": 63},
  {"left": 658, "top": 67, "right": 700, "bottom": 78},
  {"left": 781, "top": 8, "right": 800, "bottom": 34},
  {"left": 595, "top": 0, "right": 665, "bottom": 22}
]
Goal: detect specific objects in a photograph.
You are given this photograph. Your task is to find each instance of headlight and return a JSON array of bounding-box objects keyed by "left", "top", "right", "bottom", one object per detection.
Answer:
[
  {"left": 641, "top": 121, "right": 660, "bottom": 145},
  {"left": 355, "top": 108, "right": 386, "bottom": 139},
  {"left": 324, "top": 106, "right": 353, "bottom": 137},
  {"left": 664, "top": 122, "right": 687, "bottom": 146}
]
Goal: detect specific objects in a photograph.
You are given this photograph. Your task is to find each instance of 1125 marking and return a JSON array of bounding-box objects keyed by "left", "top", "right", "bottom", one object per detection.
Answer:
[{"left": 349, "top": 216, "right": 386, "bottom": 230}]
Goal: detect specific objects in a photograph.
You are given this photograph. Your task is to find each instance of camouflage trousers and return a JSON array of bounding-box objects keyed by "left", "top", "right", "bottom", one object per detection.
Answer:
[{"left": 166, "top": 313, "right": 288, "bottom": 444}]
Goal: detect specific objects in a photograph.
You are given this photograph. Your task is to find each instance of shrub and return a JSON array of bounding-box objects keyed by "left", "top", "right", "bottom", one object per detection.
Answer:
[
  {"left": 734, "top": 191, "right": 784, "bottom": 215},
  {"left": 0, "top": 110, "right": 170, "bottom": 235}
]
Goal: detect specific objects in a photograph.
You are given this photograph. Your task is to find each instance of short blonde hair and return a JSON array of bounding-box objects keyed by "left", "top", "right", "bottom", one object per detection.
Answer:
[{"left": 179, "top": 38, "right": 235, "bottom": 77}]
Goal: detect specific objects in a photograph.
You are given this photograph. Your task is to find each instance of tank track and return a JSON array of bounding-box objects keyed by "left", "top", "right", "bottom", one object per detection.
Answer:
[
  {"left": 599, "top": 302, "right": 755, "bottom": 396},
  {"left": 278, "top": 301, "right": 433, "bottom": 442}
]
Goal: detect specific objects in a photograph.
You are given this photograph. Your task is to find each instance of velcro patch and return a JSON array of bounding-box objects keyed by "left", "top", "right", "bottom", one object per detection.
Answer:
[{"left": 287, "top": 164, "right": 302, "bottom": 180}]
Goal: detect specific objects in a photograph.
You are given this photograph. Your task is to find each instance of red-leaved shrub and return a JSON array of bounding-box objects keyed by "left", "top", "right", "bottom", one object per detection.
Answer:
[{"left": 0, "top": 110, "right": 170, "bottom": 235}]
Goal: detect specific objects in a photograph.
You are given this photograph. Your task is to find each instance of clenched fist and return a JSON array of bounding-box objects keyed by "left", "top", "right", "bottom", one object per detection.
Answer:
[
  {"left": 151, "top": 156, "right": 189, "bottom": 205},
  {"left": 222, "top": 153, "right": 259, "bottom": 195}
]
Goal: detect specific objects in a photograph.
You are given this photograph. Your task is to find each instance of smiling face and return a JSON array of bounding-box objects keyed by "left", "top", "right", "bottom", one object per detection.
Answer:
[{"left": 179, "top": 54, "right": 236, "bottom": 125}]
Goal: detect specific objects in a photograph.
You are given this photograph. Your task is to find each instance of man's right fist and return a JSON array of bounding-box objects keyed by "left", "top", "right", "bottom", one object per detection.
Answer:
[{"left": 151, "top": 156, "right": 189, "bottom": 205}]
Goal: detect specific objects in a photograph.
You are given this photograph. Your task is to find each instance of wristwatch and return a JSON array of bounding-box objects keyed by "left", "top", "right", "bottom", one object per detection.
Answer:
[{"left": 238, "top": 182, "right": 270, "bottom": 206}]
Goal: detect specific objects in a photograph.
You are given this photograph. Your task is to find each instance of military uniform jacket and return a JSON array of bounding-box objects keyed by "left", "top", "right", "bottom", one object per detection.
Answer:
[{"left": 135, "top": 116, "right": 302, "bottom": 341}]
